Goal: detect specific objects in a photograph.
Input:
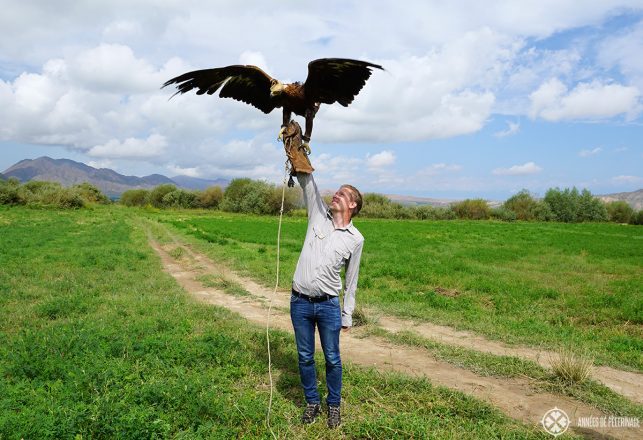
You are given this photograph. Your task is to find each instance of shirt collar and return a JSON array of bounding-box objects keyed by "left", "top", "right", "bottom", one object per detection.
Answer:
[{"left": 327, "top": 209, "right": 355, "bottom": 234}]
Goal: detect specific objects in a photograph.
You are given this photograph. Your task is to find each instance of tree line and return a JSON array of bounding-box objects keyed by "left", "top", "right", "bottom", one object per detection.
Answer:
[{"left": 2, "top": 175, "right": 641, "bottom": 224}]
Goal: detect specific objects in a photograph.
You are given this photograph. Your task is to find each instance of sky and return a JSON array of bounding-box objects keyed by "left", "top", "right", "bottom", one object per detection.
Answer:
[{"left": 1, "top": 0, "right": 642, "bottom": 200}]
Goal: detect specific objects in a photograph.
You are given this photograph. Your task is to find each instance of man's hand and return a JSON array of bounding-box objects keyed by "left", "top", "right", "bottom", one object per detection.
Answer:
[{"left": 341, "top": 326, "right": 350, "bottom": 333}]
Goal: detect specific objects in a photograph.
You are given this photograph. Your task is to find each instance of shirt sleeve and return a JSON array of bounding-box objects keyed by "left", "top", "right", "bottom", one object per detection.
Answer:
[
  {"left": 342, "top": 238, "right": 364, "bottom": 327},
  {"left": 296, "top": 172, "right": 327, "bottom": 224}
]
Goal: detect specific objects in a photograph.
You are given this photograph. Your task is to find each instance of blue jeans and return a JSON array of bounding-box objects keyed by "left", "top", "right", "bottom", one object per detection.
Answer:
[{"left": 290, "top": 293, "right": 342, "bottom": 406}]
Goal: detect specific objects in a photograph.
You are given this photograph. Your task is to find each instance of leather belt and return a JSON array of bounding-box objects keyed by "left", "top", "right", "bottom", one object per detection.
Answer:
[{"left": 292, "top": 289, "right": 332, "bottom": 303}]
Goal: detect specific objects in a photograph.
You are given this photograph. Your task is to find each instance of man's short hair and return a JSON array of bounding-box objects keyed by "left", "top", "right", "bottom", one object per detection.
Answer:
[{"left": 341, "top": 184, "right": 362, "bottom": 217}]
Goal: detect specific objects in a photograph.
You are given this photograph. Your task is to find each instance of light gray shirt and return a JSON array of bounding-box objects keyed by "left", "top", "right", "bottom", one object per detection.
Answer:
[{"left": 292, "top": 173, "right": 364, "bottom": 327}]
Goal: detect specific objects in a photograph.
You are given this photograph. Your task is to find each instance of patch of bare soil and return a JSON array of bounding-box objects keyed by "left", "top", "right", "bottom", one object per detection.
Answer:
[{"left": 147, "top": 231, "right": 641, "bottom": 440}]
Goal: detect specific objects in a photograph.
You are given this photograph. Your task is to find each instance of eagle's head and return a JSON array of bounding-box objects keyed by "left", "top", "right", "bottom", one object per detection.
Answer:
[{"left": 270, "top": 79, "right": 285, "bottom": 97}]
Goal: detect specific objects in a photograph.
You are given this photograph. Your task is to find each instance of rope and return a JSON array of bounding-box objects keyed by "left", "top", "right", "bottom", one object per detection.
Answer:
[{"left": 265, "top": 159, "right": 290, "bottom": 440}]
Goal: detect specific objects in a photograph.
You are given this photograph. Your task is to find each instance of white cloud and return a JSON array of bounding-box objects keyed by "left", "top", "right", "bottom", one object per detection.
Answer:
[
  {"left": 598, "top": 20, "right": 643, "bottom": 91},
  {"left": 612, "top": 175, "right": 643, "bottom": 184},
  {"left": 167, "top": 164, "right": 201, "bottom": 178},
  {"left": 492, "top": 161, "right": 542, "bottom": 175},
  {"left": 529, "top": 78, "right": 641, "bottom": 121},
  {"left": 88, "top": 134, "right": 167, "bottom": 159},
  {"left": 367, "top": 150, "right": 396, "bottom": 168},
  {"left": 494, "top": 120, "right": 520, "bottom": 137},
  {"left": 418, "top": 163, "right": 463, "bottom": 176},
  {"left": 579, "top": 147, "right": 602, "bottom": 157}
]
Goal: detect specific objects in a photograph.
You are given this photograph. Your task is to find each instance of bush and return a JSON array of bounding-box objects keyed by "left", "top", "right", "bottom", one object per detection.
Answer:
[
  {"left": 577, "top": 189, "right": 607, "bottom": 222},
  {"left": 120, "top": 189, "right": 149, "bottom": 207},
  {"left": 220, "top": 178, "right": 299, "bottom": 215},
  {"left": 197, "top": 186, "right": 224, "bottom": 209},
  {"left": 503, "top": 190, "right": 540, "bottom": 220},
  {"left": 451, "top": 199, "right": 490, "bottom": 220},
  {"left": 543, "top": 187, "right": 606, "bottom": 222},
  {"left": 544, "top": 187, "right": 579, "bottom": 222},
  {"left": 490, "top": 207, "right": 516, "bottom": 222},
  {"left": 362, "top": 193, "right": 391, "bottom": 205},
  {"left": 606, "top": 201, "right": 634, "bottom": 223},
  {"left": 533, "top": 201, "right": 555, "bottom": 221},
  {"left": 162, "top": 189, "right": 198, "bottom": 208},
  {"left": 72, "top": 182, "right": 110, "bottom": 204},
  {"left": 630, "top": 210, "right": 643, "bottom": 225},
  {"left": 414, "top": 205, "right": 451, "bottom": 220},
  {"left": 148, "top": 184, "right": 177, "bottom": 208},
  {"left": 21, "top": 181, "right": 85, "bottom": 208},
  {"left": 0, "top": 177, "right": 21, "bottom": 205}
]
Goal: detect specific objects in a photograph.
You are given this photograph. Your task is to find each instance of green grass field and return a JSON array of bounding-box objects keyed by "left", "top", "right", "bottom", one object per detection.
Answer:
[
  {"left": 0, "top": 206, "right": 559, "bottom": 439},
  {"left": 148, "top": 208, "right": 642, "bottom": 372}
]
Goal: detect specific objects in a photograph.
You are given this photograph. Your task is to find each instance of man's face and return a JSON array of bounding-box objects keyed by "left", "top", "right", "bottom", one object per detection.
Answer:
[{"left": 330, "top": 186, "right": 357, "bottom": 215}]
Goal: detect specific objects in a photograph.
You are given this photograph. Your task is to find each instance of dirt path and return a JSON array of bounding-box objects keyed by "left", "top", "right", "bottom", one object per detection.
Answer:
[{"left": 146, "top": 231, "right": 641, "bottom": 440}]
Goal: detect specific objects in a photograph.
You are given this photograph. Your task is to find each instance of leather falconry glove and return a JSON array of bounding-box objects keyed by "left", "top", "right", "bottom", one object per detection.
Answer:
[{"left": 282, "top": 121, "right": 313, "bottom": 185}]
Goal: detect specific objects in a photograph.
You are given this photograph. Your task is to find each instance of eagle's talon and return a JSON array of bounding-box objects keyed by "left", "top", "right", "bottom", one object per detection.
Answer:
[
  {"left": 302, "top": 142, "right": 311, "bottom": 155},
  {"left": 277, "top": 126, "right": 287, "bottom": 142}
]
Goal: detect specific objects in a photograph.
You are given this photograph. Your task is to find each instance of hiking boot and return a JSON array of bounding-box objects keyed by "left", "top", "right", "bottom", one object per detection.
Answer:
[
  {"left": 327, "top": 405, "right": 341, "bottom": 429},
  {"left": 301, "top": 403, "right": 321, "bottom": 424}
]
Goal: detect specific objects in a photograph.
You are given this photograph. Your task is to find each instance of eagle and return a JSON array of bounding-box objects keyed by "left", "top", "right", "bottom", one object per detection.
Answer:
[{"left": 162, "top": 58, "right": 384, "bottom": 151}]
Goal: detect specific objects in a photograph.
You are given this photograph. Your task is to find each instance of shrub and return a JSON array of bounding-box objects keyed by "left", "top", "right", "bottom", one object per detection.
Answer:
[
  {"left": 577, "top": 189, "right": 607, "bottom": 222},
  {"left": 197, "top": 186, "right": 224, "bottom": 209},
  {"left": 23, "top": 182, "right": 85, "bottom": 208},
  {"left": 220, "top": 178, "right": 253, "bottom": 213},
  {"left": 220, "top": 178, "right": 299, "bottom": 215},
  {"left": 544, "top": 187, "right": 579, "bottom": 222},
  {"left": 148, "top": 184, "right": 177, "bottom": 208},
  {"left": 606, "top": 201, "right": 634, "bottom": 223},
  {"left": 490, "top": 207, "right": 517, "bottom": 222},
  {"left": 72, "top": 182, "right": 110, "bottom": 204},
  {"left": 451, "top": 199, "right": 490, "bottom": 220},
  {"left": 0, "top": 177, "right": 21, "bottom": 205},
  {"left": 503, "top": 190, "right": 540, "bottom": 220},
  {"left": 630, "top": 210, "right": 643, "bottom": 225},
  {"left": 120, "top": 189, "right": 150, "bottom": 207},
  {"left": 363, "top": 193, "right": 391, "bottom": 205},
  {"left": 162, "top": 189, "right": 198, "bottom": 208},
  {"left": 533, "top": 201, "right": 555, "bottom": 221}
]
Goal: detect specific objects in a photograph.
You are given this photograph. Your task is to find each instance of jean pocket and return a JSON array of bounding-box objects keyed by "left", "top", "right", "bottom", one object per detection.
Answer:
[{"left": 290, "top": 294, "right": 300, "bottom": 303}]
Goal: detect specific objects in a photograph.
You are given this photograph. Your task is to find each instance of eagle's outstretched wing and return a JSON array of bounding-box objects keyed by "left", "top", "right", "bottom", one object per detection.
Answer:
[
  {"left": 162, "top": 65, "right": 277, "bottom": 114},
  {"left": 304, "top": 58, "right": 384, "bottom": 107}
]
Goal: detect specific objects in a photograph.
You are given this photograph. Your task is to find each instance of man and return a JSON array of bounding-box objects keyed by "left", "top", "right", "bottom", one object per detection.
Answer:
[{"left": 282, "top": 121, "right": 364, "bottom": 429}]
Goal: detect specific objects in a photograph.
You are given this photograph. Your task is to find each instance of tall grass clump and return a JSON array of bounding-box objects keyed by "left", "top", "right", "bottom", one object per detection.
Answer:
[{"left": 549, "top": 347, "right": 594, "bottom": 384}]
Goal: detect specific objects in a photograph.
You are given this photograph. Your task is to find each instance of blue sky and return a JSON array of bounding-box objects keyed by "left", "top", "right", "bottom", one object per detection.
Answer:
[{"left": 1, "top": 1, "right": 642, "bottom": 200}]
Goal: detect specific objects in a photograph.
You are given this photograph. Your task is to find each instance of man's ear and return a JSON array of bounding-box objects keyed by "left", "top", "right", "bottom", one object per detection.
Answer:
[{"left": 348, "top": 200, "right": 357, "bottom": 210}]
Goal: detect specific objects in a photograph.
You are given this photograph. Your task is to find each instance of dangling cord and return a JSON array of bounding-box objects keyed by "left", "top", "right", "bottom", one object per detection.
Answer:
[{"left": 266, "top": 159, "right": 290, "bottom": 440}]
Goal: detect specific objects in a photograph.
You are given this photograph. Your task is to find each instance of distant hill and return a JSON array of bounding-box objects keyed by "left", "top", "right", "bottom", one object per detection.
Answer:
[
  {"left": 598, "top": 189, "right": 643, "bottom": 210},
  {"left": 2, "top": 157, "right": 229, "bottom": 198}
]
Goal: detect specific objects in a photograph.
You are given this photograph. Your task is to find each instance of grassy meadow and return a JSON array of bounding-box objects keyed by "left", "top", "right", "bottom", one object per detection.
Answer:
[
  {"left": 149, "top": 209, "right": 642, "bottom": 372},
  {"left": 0, "top": 205, "right": 560, "bottom": 439}
]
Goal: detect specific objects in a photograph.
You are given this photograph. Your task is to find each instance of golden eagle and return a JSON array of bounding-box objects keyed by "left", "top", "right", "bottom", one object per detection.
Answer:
[{"left": 163, "top": 58, "right": 383, "bottom": 151}]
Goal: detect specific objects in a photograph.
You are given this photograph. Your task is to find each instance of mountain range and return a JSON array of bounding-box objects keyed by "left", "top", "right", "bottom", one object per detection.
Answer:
[
  {"left": 1, "top": 156, "right": 641, "bottom": 209},
  {"left": 1, "top": 157, "right": 229, "bottom": 198}
]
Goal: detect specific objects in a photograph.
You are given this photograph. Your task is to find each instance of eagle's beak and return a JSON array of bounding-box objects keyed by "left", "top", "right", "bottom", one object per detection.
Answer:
[{"left": 270, "top": 81, "right": 284, "bottom": 97}]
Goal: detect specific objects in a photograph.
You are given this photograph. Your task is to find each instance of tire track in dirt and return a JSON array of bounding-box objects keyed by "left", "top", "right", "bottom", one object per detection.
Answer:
[{"left": 146, "top": 232, "right": 642, "bottom": 440}]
